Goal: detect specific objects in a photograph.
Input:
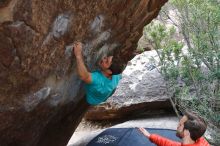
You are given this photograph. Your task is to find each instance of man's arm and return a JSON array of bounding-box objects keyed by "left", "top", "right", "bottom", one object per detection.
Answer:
[
  {"left": 149, "top": 134, "right": 181, "bottom": 146},
  {"left": 138, "top": 128, "right": 181, "bottom": 146},
  {"left": 73, "top": 41, "right": 92, "bottom": 84}
]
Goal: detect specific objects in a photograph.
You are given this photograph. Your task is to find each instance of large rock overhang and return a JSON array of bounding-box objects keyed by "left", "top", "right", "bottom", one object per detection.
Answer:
[{"left": 0, "top": 0, "right": 168, "bottom": 146}]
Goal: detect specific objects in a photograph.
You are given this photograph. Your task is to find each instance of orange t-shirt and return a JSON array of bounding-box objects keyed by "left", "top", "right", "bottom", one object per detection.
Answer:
[{"left": 149, "top": 134, "right": 210, "bottom": 146}]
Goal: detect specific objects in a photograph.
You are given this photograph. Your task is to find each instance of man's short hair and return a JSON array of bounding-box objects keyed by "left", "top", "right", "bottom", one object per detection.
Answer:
[
  {"left": 184, "top": 111, "right": 207, "bottom": 141},
  {"left": 109, "top": 63, "right": 124, "bottom": 75}
]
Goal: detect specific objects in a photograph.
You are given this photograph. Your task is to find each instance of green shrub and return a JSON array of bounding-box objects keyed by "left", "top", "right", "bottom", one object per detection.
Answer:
[{"left": 144, "top": 0, "right": 220, "bottom": 144}]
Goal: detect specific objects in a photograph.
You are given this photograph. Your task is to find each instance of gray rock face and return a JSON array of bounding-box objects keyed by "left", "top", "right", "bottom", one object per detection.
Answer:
[
  {"left": 110, "top": 51, "right": 167, "bottom": 107},
  {"left": 0, "top": 1, "right": 168, "bottom": 146},
  {"left": 85, "top": 51, "right": 172, "bottom": 120}
]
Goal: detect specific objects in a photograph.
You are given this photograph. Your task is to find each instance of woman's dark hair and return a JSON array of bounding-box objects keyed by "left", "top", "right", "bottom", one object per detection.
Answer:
[{"left": 184, "top": 111, "right": 207, "bottom": 141}]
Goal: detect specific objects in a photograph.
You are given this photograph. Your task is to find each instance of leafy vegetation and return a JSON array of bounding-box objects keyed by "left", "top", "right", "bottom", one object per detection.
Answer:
[{"left": 142, "top": 0, "right": 220, "bottom": 144}]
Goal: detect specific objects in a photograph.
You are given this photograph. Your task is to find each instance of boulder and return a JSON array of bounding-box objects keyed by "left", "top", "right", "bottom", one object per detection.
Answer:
[
  {"left": 85, "top": 51, "right": 172, "bottom": 120},
  {"left": 0, "top": 0, "right": 168, "bottom": 146}
]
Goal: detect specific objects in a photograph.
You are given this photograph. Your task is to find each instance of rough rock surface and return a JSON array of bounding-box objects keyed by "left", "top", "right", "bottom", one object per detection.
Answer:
[
  {"left": 85, "top": 51, "right": 172, "bottom": 120},
  {"left": 0, "top": 0, "right": 167, "bottom": 146}
]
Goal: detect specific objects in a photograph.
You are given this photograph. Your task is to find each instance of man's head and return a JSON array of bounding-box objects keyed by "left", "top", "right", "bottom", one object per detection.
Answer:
[
  {"left": 176, "top": 111, "right": 207, "bottom": 141},
  {"left": 98, "top": 55, "right": 113, "bottom": 72},
  {"left": 98, "top": 55, "right": 123, "bottom": 75}
]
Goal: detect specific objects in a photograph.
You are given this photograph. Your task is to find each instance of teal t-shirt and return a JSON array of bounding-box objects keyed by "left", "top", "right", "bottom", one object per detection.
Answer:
[{"left": 85, "top": 71, "right": 122, "bottom": 105}]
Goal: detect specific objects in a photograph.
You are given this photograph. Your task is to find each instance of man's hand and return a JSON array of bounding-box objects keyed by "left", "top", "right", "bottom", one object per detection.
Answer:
[
  {"left": 73, "top": 41, "right": 82, "bottom": 58},
  {"left": 138, "top": 127, "right": 151, "bottom": 138}
]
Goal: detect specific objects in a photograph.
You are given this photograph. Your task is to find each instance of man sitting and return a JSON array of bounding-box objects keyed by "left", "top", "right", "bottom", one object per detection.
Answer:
[
  {"left": 73, "top": 41, "right": 122, "bottom": 105},
  {"left": 139, "top": 111, "right": 210, "bottom": 146}
]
